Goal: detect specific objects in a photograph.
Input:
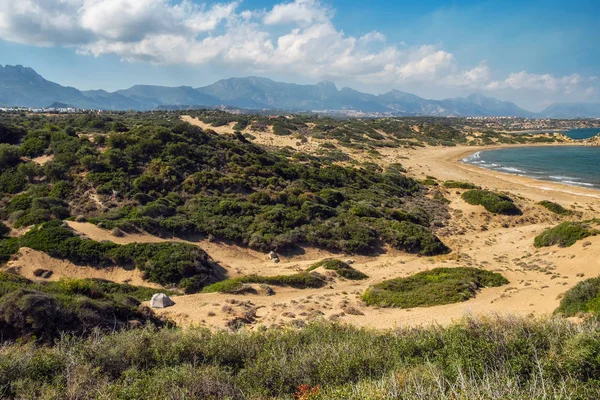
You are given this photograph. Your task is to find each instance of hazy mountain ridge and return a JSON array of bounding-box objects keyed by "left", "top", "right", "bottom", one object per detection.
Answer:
[{"left": 0, "top": 64, "right": 597, "bottom": 118}]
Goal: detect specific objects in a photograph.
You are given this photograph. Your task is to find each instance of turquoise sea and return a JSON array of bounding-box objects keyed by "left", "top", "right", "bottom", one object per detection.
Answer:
[{"left": 462, "top": 129, "right": 600, "bottom": 190}]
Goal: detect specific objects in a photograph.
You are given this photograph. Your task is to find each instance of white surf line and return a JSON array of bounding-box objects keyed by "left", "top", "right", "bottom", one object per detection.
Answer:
[{"left": 527, "top": 185, "right": 600, "bottom": 199}]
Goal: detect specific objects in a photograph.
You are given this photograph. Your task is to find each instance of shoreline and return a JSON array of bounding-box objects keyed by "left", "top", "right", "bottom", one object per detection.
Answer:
[
  {"left": 390, "top": 143, "right": 600, "bottom": 201},
  {"left": 447, "top": 145, "right": 600, "bottom": 199}
]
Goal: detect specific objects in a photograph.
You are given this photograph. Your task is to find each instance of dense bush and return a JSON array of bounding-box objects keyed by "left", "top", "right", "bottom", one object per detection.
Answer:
[
  {"left": 0, "top": 272, "right": 167, "bottom": 343},
  {"left": 462, "top": 189, "right": 522, "bottom": 215},
  {"left": 0, "top": 113, "right": 451, "bottom": 257},
  {"left": 534, "top": 222, "right": 598, "bottom": 248},
  {"left": 556, "top": 277, "right": 600, "bottom": 316},
  {"left": 443, "top": 180, "right": 479, "bottom": 189},
  {"left": 202, "top": 273, "right": 326, "bottom": 293},
  {"left": 307, "top": 259, "right": 368, "bottom": 280},
  {"left": 362, "top": 267, "right": 508, "bottom": 308},
  {"left": 538, "top": 200, "right": 573, "bottom": 216}
]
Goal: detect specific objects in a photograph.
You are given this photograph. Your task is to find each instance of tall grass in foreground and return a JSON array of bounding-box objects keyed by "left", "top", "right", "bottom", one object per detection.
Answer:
[{"left": 2, "top": 316, "right": 600, "bottom": 399}]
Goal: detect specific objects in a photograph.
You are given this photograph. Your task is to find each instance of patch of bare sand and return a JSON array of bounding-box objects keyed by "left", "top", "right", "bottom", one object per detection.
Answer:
[
  {"left": 4, "top": 247, "right": 161, "bottom": 288},
  {"left": 31, "top": 154, "right": 54, "bottom": 165}
]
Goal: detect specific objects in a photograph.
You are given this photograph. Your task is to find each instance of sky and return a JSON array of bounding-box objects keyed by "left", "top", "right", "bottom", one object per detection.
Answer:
[{"left": 0, "top": 0, "right": 598, "bottom": 111}]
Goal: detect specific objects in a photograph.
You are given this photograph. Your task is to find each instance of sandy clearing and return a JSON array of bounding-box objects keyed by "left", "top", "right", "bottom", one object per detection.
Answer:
[
  {"left": 4, "top": 247, "right": 161, "bottom": 288},
  {"left": 180, "top": 115, "right": 324, "bottom": 152}
]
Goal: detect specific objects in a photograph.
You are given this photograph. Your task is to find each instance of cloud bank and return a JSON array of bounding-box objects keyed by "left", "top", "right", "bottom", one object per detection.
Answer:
[{"left": 0, "top": 0, "right": 597, "bottom": 101}]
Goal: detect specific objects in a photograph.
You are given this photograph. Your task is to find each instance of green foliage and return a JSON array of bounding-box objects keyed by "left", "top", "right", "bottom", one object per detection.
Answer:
[
  {"left": 538, "top": 200, "right": 573, "bottom": 216},
  {"left": 0, "top": 237, "right": 20, "bottom": 264},
  {"left": 0, "top": 271, "right": 167, "bottom": 343},
  {"left": 307, "top": 259, "right": 368, "bottom": 280},
  {"left": 462, "top": 189, "right": 522, "bottom": 215},
  {"left": 443, "top": 180, "right": 480, "bottom": 189},
  {"left": 0, "top": 122, "right": 26, "bottom": 144},
  {"left": 2, "top": 317, "right": 600, "bottom": 398},
  {"left": 534, "top": 222, "right": 598, "bottom": 248},
  {"left": 362, "top": 267, "right": 508, "bottom": 308},
  {"left": 0, "top": 144, "right": 21, "bottom": 169},
  {"left": 202, "top": 273, "right": 326, "bottom": 293},
  {"left": 556, "top": 277, "right": 600, "bottom": 316},
  {"left": 382, "top": 220, "right": 450, "bottom": 256}
]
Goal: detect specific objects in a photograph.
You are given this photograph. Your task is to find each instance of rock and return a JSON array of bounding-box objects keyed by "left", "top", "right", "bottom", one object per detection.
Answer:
[
  {"left": 583, "top": 241, "right": 592, "bottom": 248},
  {"left": 111, "top": 227, "right": 125, "bottom": 237},
  {"left": 258, "top": 284, "right": 275, "bottom": 296},
  {"left": 343, "top": 306, "right": 365, "bottom": 316}
]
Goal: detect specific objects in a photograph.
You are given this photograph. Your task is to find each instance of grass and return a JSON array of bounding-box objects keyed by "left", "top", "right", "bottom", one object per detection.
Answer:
[
  {"left": 461, "top": 189, "right": 522, "bottom": 215},
  {"left": 538, "top": 200, "right": 574, "bottom": 216},
  {"left": 2, "top": 317, "right": 600, "bottom": 398},
  {"left": 443, "top": 180, "right": 480, "bottom": 189},
  {"left": 555, "top": 276, "right": 600, "bottom": 316},
  {"left": 307, "top": 259, "right": 368, "bottom": 280},
  {"left": 361, "top": 267, "right": 508, "bottom": 308},
  {"left": 201, "top": 273, "right": 326, "bottom": 293},
  {"left": 534, "top": 222, "right": 598, "bottom": 248}
]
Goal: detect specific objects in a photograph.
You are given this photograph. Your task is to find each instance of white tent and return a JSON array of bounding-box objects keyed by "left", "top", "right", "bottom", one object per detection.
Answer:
[{"left": 150, "top": 293, "right": 175, "bottom": 308}]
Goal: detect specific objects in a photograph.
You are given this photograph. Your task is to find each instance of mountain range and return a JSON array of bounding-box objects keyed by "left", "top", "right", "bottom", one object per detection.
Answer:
[{"left": 1, "top": 64, "right": 598, "bottom": 118}]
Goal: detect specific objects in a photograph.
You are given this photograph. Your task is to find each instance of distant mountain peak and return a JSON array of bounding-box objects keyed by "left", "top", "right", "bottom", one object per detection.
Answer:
[{"left": 1, "top": 64, "right": 599, "bottom": 117}]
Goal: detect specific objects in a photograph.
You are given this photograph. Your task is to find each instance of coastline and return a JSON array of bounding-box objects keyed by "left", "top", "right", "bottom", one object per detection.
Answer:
[{"left": 391, "top": 143, "right": 600, "bottom": 202}]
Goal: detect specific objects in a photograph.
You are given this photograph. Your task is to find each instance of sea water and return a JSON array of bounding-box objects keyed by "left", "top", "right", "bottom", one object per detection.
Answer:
[{"left": 463, "top": 146, "right": 600, "bottom": 190}]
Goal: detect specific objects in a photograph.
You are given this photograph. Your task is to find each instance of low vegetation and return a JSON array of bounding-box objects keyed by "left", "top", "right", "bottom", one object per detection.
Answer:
[
  {"left": 361, "top": 267, "right": 508, "bottom": 308},
  {"left": 538, "top": 200, "right": 573, "bottom": 216},
  {"left": 307, "top": 259, "right": 368, "bottom": 280},
  {"left": 534, "top": 222, "right": 598, "bottom": 248},
  {"left": 201, "top": 273, "right": 326, "bottom": 293},
  {"left": 461, "top": 189, "right": 522, "bottom": 215},
  {"left": 443, "top": 180, "right": 479, "bottom": 189},
  {"left": 3, "top": 317, "right": 600, "bottom": 398},
  {"left": 556, "top": 277, "right": 600, "bottom": 316},
  {"left": 0, "top": 271, "right": 168, "bottom": 343}
]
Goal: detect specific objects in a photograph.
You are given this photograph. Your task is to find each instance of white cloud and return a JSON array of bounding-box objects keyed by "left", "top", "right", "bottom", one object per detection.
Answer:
[
  {"left": 0, "top": 0, "right": 596, "bottom": 102},
  {"left": 263, "top": 0, "right": 331, "bottom": 26}
]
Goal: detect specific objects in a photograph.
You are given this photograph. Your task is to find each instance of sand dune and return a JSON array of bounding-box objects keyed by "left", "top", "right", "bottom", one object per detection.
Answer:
[{"left": 9, "top": 139, "right": 599, "bottom": 331}]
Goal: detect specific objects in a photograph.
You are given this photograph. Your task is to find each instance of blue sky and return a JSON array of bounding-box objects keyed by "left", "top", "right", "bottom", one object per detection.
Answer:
[{"left": 0, "top": 0, "right": 598, "bottom": 110}]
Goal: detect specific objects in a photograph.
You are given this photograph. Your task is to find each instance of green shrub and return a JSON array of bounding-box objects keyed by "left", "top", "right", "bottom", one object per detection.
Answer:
[
  {"left": 555, "top": 277, "right": 600, "bottom": 316},
  {"left": 443, "top": 180, "right": 479, "bottom": 189},
  {"left": 462, "top": 189, "right": 522, "bottom": 215},
  {"left": 202, "top": 273, "right": 326, "bottom": 293},
  {"left": 534, "top": 222, "right": 598, "bottom": 248},
  {"left": 538, "top": 200, "right": 573, "bottom": 216},
  {"left": 0, "top": 272, "right": 168, "bottom": 343},
  {"left": 307, "top": 259, "right": 368, "bottom": 280},
  {"left": 383, "top": 221, "right": 450, "bottom": 256},
  {"left": 362, "top": 267, "right": 508, "bottom": 308}
]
